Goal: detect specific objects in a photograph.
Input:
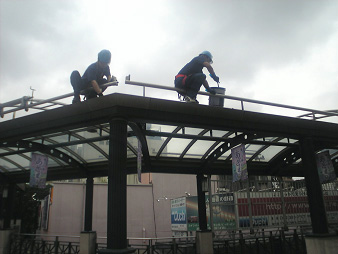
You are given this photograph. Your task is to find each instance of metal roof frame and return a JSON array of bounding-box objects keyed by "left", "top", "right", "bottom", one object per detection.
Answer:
[{"left": 0, "top": 92, "right": 337, "bottom": 184}]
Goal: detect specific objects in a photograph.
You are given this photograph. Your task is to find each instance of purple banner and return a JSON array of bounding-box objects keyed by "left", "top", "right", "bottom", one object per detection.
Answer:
[
  {"left": 30, "top": 153, "right": 48, "bottom": 188},
  {"left": 231, "top": 144, "right": 248, "bottom": 182}
]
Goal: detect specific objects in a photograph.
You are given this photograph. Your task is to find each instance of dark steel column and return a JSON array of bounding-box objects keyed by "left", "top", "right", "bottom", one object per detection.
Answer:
[
  {"left": 300, "top": 137, "right": 329, "bottom": 234},
  {"left": 107, "top": 118, "right": 128, "bottom": 250},
  {"left": 196, "top": 174, "right": 207, "bottom": 231},
  {"left": 3, "top": 184, "right": 15, "bottom": 229},
  {"left": 84, "top": 177, "right": 94, "bottom": 232}
]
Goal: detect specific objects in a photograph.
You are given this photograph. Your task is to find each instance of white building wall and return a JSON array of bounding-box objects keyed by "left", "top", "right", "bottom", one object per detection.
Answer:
[{"left": 45, "top": 173, "right": 197, "bottom": 238}]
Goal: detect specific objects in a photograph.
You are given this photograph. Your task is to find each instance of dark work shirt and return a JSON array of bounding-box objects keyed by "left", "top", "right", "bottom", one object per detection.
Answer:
[
  {"left": 178, "top": 55, "right": 205, "bottom": 75},
  {"left": 82, "top": 62, "right": 111, "bottom": 83}
]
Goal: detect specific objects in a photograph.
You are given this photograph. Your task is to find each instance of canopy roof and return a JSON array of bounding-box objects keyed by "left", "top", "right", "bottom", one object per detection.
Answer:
[{"left": 0, "top": 93, "right": 338, "bottom": 184}]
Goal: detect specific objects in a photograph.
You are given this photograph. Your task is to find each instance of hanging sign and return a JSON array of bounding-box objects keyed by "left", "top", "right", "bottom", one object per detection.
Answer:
[
  {"left": 231, "top": 144, "right": 248, "bottom": 182},
  {"left": 30, "top": 153, "right": 48, "bottom": 188},
  {"left": 316, "top": 151, "right": 336, "bottom": 184}
]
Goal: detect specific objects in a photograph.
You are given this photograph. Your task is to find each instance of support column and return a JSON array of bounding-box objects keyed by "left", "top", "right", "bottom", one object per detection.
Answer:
[
  {"left": 196, "top": 174, "right": 207, "bottom": 231},
  {"left": 98, "top": 118, "right": 134, "bottom": 254},
  {"left": 3, "top": 184, "right": 15, "bottom": 229},
  {"left": 300, "top": 137, "right": 328, "bottom": 234},
  {"left": 84, "top": 177, "right": 94, "bottom": 232},
  {"left": 0, "top": 185, "right": 15, "bottom": 254},
  {"left": 196, "top": 174, "right": 213, "bottom": 254}
]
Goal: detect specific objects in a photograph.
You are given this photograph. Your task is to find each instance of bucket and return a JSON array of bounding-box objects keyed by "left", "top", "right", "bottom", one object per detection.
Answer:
[{"left": 208, "top": 87, "right": 225, "bottom": 107}]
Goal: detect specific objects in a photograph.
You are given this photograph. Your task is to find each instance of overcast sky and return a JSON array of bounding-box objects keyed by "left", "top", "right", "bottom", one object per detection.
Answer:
[{"left": 1, "top": 0, "right": 337, "bottom": 121}]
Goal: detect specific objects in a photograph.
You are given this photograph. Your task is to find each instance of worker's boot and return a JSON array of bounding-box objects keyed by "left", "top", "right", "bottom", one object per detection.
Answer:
[{"left": 70, "top": 70, "right": 82, "bottom": 103}]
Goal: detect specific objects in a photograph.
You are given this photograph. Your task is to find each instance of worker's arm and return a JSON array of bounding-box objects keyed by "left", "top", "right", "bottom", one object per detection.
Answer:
[
  {"left": 90, "top": 80, "right": 102, "bottom": 94},
  {"left": 203, "top": 62, "right": 219, "bottom": 83},
  {"left": 203, "top": 62, "right": 216, "bottom": 76}
]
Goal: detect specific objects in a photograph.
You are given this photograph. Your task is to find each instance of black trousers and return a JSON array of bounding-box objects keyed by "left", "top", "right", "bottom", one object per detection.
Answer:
[
  {"left": 174, "top": 73, "right": 206, "bottom": 99},
  {"left": 70, "top": 70, "right": 108, "bottom": 99}
]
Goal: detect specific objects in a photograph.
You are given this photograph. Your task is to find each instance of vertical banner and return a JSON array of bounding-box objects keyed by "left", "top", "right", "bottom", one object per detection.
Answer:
[
  {"left": 30, "top": 153, "right": 48, "bottom": 188},
  {"left": 137, "top": 139, "right": 142, "bottom": 183},
  {"left": 316, "top": 151, "right": 336, "bottom": 183},
  {"left": 231, "top": 144, "right": 248, "bottom": 182},
  {"left": 171, "top": 197, "right": 187, "bottom": 231}
]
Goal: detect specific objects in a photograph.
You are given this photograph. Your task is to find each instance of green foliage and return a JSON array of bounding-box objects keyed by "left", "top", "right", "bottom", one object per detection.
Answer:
[{"left": 16, "top": 184, "right": 52, "bottom": 234}]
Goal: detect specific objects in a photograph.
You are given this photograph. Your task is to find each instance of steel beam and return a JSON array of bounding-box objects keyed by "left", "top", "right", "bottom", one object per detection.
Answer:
[{"left": 300, "top": 137, "right": 329, "bottom": 234}]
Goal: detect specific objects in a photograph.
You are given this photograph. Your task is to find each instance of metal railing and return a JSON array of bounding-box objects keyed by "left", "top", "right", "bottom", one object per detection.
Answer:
[
  {"left": 213, "top": 229, "right": 307, "bottom": 254},
  {"left": 125, "top": 78, "right": 338, "bottom": 121},
  {"left": 1, "top": 77, "right": 337, "bottom": 123},
  {"left": 0, "top": 81, "right": 118, "bottom": 118},
  {"left": 7, "top": 229, "right": 309, "bottom": 254},
  {"left": 9, "top": 234, "right": 80, "bottom": 254},
  {"left": 95, "top": 230, "right": 307, "bottom": 254}
]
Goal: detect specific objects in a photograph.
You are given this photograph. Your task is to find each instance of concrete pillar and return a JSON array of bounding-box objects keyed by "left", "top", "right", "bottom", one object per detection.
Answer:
[
  {"left": 196, "top": 230, "right": 213, "bottom": 254},
  {"left": 98, "top": 118, "right": 135, "bottom": 254},
  {"left": 0, "top": 230, "right": 13, "bottom": 254},
  {"left": 79, "top": 231, "right": 96, "bottom": 254},
  {"left": 305, "top": 235, "right": 338, "bottom": 254}
]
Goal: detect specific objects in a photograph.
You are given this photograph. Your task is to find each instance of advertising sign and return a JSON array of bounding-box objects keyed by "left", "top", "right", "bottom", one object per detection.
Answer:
[
  {"left": 172, "top": 194, "right": 236, "bottom": 232},
  {"left": 209, "top": 193, "right": 236, "bottom": 230},
  {"left": 171, "top": 197, "right": 187, "bottom": 231},
  {"left": 236, "top": 193, "right": 325, "bottom": 227}
]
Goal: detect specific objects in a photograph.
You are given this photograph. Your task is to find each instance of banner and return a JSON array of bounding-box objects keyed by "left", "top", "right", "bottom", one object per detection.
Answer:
[
  {"left": 30, "top": 153, "right": 48, "bottom": 188},
  {"left": 171, "top": 197, "right": 187, "bottom": 231},
  {"left": 231, "top": 144, "right": 248, "bottom": 182},
  {"left": 137, "top": 139, "right": 142, "bottom": 183},
  {"left": 316, "top": 151, "right": 336, "bottom": 183}
]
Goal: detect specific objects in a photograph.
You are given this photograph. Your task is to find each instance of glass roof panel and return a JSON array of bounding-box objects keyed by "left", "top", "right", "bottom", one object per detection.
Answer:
[
  {"left": 69, "top": 142, "right": 108, "bottom": 163},
  {"left": 183, "top": 127, "right": 205, "bottom": 135},
  {"left": 260, "top": 146, "right": 287, "bottom": 161},
  {"left": 211, "top": 130, "right": 231, "bottom": 138},
  {"left": 183, "top": 140, "right": 217, "bottom": 159},
  {"left": 147, "top": 124, "right": 177, "bottom": 133},
  {"left": 245, "top": 144, "right": 265, "bottom": 161},
  {"left": 161, "top": 138, "right": 193, "bottom": 157}
]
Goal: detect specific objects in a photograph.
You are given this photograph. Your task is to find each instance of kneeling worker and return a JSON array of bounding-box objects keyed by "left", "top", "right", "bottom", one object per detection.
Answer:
[
  {"left": 175, "top": 51, "right": 219, "bottom": 103},
  {"left": 70, "top": 49, "right": 117, "bottom": 104}
]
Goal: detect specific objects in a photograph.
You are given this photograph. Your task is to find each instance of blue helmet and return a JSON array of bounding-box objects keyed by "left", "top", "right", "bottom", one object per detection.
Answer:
[
  {"left": 98, "top": 49, "right": 111, "bottom": 64},
  {"left": 200, "top": 51, "right": 213, "bottom": 63}
]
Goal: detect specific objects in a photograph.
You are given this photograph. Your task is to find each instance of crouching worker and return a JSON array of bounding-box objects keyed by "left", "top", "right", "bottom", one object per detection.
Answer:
[
  {"left": 70, "top": 49, "right": 117, "bottom": 104},
  {"left": 175, "top": 51, "right": 219, "bottom": 103}
]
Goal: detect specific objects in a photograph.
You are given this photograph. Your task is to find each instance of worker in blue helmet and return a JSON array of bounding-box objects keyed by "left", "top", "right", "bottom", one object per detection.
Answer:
[
  {"left": 175, "top": 51, "right": 219, "bottom": 103},
  {"left": 70, "top": 49, "right": 117, "bottom": 104}
]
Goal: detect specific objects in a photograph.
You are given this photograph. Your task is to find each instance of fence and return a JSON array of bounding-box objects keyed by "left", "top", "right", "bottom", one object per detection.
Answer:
[
  {"left": 96, "top": 230, "right": 306, "bottom": 254},
  {"left": 8, "top": 234, "right": 80, "bottom": 254}
]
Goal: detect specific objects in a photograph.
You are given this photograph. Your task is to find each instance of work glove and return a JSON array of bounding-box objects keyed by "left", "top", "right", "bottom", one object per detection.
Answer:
[
  {"left": 110, "top": 75, "right": 117, "bottom": 82},
  {"left": 206, "top": 87, "right": 216, "bottom": 95},
  {"left": 210, "top": 73, "right": 220, "bottom": 83}
]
